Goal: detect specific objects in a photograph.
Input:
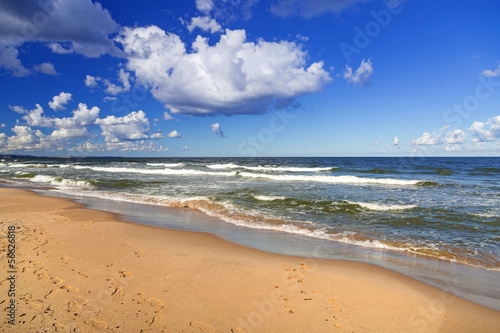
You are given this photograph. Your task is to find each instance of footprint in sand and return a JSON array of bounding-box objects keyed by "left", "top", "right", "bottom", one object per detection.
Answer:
[
  {"left": 68, "top": 300, "right": 82, "bottom": 313},
  {"left": 189, "top": 320, "right": 217, "bottom": 332},
  {"left": 60, "top": 255, "right": 70, "bottom": 264},
  {"left": 51, "top": 277, "right": 63, "bottom": 285},
  {"left": 61, "top": 285, "right": 79, "bottom": 293},
  {"left": 147, "top": 297, "right": 164, "bottom": 310},
  {"left": 53, "top": 322, "right": 66, "bottom": 331},
  {"left": 118, "top": 270, "right": 134, "bottom": 278},
  {"left": 30, "top": 314, "right": 42, "bottom": 326},
  {"left": 146, "top": 315, "right": 167, "bottom": 330},
  {"left": 86, "top": 319, "right": 108, "bottom": 330},
  {"left": 231, "top": 328, "right": 247, "bottom": 333},
  {"left": 37, "top": 272, "right": 50, "bottom": 280},
  {"left": 111, "top": 287, "right": 125, "bottom": 298},
  {"left": 44, "top": 289, "right": 59, "bottom": 299},
  {"left": 75, "top": 295, "right": 89, "bottom": 305}
]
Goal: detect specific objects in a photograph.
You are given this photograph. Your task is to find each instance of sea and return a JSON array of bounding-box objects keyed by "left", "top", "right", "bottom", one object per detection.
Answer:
[{"left": 1, "top": 156, "right": 499, "bottom": 310}]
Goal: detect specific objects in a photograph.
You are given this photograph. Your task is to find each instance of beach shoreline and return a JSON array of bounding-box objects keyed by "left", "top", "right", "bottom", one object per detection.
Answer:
[{"left": 1, "top": 188, "right": 499, "bottom": 332}]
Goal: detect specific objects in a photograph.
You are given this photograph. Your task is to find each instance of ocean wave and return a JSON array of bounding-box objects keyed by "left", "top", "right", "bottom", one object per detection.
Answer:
[
  {"left": 146, "top": 163, "right": 185, "bottom": 168},
  {"left": 253, "top": 194, "right": 287, "bottom": 201},
  {"left": 345, "top": 201, "right": 417, "bottom": 211},
  {"left": 238, "top": 172, "right": 423, "bottom": 186},
  {"left": 207, "top": 163, "right": 334, "bottom": 172},
  {"left": 74, "top": 165, "right": 236, "bottom": 177},
  {"left": 27, "top": 174, "right": 96, "bottom": 189}
]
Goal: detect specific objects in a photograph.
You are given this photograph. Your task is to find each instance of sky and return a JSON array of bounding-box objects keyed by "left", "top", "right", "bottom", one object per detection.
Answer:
[{"left": 0, "top": 0, "right": 500, "bottom": 157}]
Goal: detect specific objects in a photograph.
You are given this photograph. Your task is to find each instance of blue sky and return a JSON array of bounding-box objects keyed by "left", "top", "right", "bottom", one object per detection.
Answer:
[{"left": 0, "top": 0, "right": 499, "bottom": 157}]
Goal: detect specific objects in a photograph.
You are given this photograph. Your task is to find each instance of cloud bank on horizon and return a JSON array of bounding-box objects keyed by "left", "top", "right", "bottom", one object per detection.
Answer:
[{"left": 0, "top": 0, "right": 499, "bottom": 156}]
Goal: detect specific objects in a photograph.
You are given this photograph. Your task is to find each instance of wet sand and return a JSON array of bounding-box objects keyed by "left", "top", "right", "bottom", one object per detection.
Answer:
[{"left": 1, "top": 188, "right": 499, "bottom": 332}]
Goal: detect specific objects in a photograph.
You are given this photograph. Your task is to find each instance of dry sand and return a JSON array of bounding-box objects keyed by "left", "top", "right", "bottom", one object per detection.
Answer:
[{"left": 0, "top": 188, "right": 499, "bottom": 332}]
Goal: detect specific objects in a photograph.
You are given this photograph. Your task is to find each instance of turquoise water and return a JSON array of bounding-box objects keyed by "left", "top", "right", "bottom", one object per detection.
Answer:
[{"left": 1, "top": 156, "right": 499, "bottom": 272}]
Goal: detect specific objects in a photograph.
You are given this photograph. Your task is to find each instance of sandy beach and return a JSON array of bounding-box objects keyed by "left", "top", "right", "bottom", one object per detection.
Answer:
[{"left": 0, "top": 188, "right": 499, "bottom": 332}]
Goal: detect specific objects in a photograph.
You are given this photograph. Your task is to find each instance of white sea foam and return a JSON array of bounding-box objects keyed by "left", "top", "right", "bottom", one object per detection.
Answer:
[
  {"left": 239, "top": 172, "right": 420, "bottom": 186},
  {"left": 29, "top": 175, "right": 95, "bottom": 189},
  {"left": 74, "top": 165, "right": 236, "bottom": 177},
  {"left": 253, "top": 194, "right": 287, "bottom": 201},
  {"left": 146, "top": 163, "right": 185, "bottom": 168},
  {"left": 6, "top": 163, "right": 30, "bottom": 168},
  {"left": 207, "top": 163, "right": 333, "bottom": 172},
  {"left": 467, "top": 212, "right": 500, "bottom": 218},
  {"left": 346, "top": 201, "right": 417, "bottom": 211}
]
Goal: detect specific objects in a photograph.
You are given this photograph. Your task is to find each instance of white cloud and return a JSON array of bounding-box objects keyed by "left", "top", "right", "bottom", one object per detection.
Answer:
[
  {"left": 9, "top": 105, "right": 28, "bottom": 114},
  {"left": 392, "top": 136, "right": 399, "bottom": 146},
  {"left": 163, "top": 111, "right": 175, "bottom": 121},
  {"left": 196, "top": 0, "right": 214, "bottom": 13},
  {"left": 412, "top": 132, "right": 440, "bottom": 145},
  {"left": 344, "top": 58, "right": 373, "bottom": 87},
  {"left": 0, "top": 42, "right": 30, "bottom": 77},
  {"left": 296, "top": 34, "right": 309, "bottom": 42},
  {"left": 0, "top": 0, "right": 121, "bottom": 76},
  {"left": 117, "top": 26, "right": 331, "bottom": 115},
  {"left": 469, "top": 115, "right": 500, "bottom": 142},
  {"left": 481, "top": 63, "right": 500, "bottom": 77},
  {"left": 150, "top": 132, "right": 164, "bottom": 139},
  {"left": 22, "top": 104, "right": 54, "bottom": 127},
  {"left": 1, "top": 97, "right": 168, "bottom": 153},
  {"left": 95, "top": 110, "right": 150, "bottom": 142},
  {"left": 47, "top": 43, "right": 74, "bottom": 54},
  {"left": 443, "top": 129, "right": 466, "bottom": 144},
  {"left": 20, "top": 102, "right": 99, "bottom": 139},
  {"left": 0, "top": 124, "right": 5, "bottom": 128},
  {"left": 85, "top": 75, "right": 100, "bottom": 88},
  {"left": 167, "top": 130, "right": 182, "bottom": 138},
  {"left": 187, "top": 16, "right": 222, "bottom": 33},
  {"left": 271, "top": 0, "right": 368, "bottom": 18},
  {"left": 104, "top": 69, "right": 131, "bottom": 95},
  {"left": 443, "top": 129, "right": 466, "bottom": 151},
  {"left": 33, "top": 62, "right": 58, "bottom": 75},
  {"left": 210, "top": 123, "right": 225, "bottom": 138},
  {"left": 48, "top": 92, "right": 72, "bottom": 111}
]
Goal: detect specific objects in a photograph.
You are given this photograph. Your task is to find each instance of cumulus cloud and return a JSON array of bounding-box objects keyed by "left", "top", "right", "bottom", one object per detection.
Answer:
[
  {"left": 344, "top": 58, "right": 373, "bottom": 87},
  {"left": 443, "top": 129, "right": 466, "bottom": 151},
  {"left": 392, "top": 137, "right": 399, "bottom": 146},
  {"left": 85, "top": 70, "right": 131, "bottom": 95},
  {"left": 270, "top": 0, "right": 368, "bottom": 18},
  {"left": 33, "top": 62, "right": 58, "bottom": 75},
  {"left": 167, "top": 130, "right": 182, "bottom": 138},
  {"left": 0, "top": 42, "right": 30, "bottom": 77},
  {"left": 412, "top": 132, "right": 440, "bottom": 145},
  {"left": 443, "top": 129, "right": 466, "bottom": 144},
  {"left": 103, "top": 69, "right": 131, "bottom": 95},
  {"left": 210, "top": 123, "right": 225, "bottom": 138},
  {"left": 0, "top": 0, "right": 120, "bottom": 76},
  {"left": 116, "top": 26, "right": 331, "bottom": 115},
  {"left": 187, "top": 16, "right": 222, "bottom": 33},
  {"left": 469, "top": 115, "right": 500, "bottom": 142},
  {"left": 1, "top": 96, "right": 166, "bottom": 153},
  {"left": 95, "top": 110, "right": 150, "bottom": 142},
  {"left": 163, "top": 111, "right": 175, "bottom": 121},
  {"left": 196, "top": 0, "right": 214, "bottom": 13},
  {"left": 481, "top": 63, "right": 500, "bottom": 77},
  {"left": 48, "top": 92, "right": 72, "bottom": 111},
  {"left": 85, "top": 75, "right": 99, "bottom": 88}
]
